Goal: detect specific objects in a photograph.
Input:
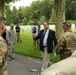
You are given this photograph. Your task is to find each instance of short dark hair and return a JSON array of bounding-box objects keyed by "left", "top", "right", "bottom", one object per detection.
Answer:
[{"left": 44, "top": 21, "right": 49, "bottom": 25}]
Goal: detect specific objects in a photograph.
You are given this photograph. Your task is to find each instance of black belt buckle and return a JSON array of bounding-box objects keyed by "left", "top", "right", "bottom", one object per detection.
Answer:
[{"left": 43, "top": 46, "right": 46, "bottom": 48}]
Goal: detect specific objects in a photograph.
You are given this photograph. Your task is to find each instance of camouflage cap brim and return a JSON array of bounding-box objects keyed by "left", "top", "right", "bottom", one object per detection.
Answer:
[{"left": 62, "top": 21, "right": 71, "bottom": 27}]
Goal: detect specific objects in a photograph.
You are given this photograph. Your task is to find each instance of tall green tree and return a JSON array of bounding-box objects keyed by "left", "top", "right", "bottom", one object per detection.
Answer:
[
  {"left": 18, "top": 0, "right": 54, "bottom": 24},
  {"left": 39, "top": 0, "right": 54, "bottom": 20},
  {"left": 12, "top": 6, "right": 19, "bottom": 24},
  {"left": 20, "top": 6, "right": 31, "bottom": 23},
  {"left": 22, "top": 17, "right": 28, "bottom": 25},
  {"left": 0, "top": 0, "right": 19, "bottom": 17},
  {"left": 6, "top": 0, "right": 19, "bottom": 3},
  {"left": 39, "top": 16, "right": 46, "bottom": 25},
  {"left": 30, "top": 1, "right": 40, "bottom": 20},
  {"left": 18, "top": 6, "right": 23, "bottom": 22},
  {"left": 65, "top": 0, "right": 76, "bottom": 20},
  {"left": 49, "top": 8, "right": 56, "bottom": 24},
  {"left": 6, "top": 5, "right": 14, "bottom": 25}
]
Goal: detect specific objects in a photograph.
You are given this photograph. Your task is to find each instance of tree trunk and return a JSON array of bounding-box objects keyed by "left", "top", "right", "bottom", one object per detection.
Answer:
[
  {"left": 54, "top": 0, "right": 65, "bottom": 40},
  {"left": 0, "top": 0, "right": 5, "bottom": 17}
]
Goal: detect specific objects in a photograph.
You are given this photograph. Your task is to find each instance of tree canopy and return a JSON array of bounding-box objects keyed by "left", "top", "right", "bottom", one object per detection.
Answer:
[
  {"left": 6, "top": 0, "right": 76, "bottom": 25},
  {"left": 6, "top": 0, "right": 54, "bottom": 25},
  {"left": 65, "top": 0, "right": 76, "bottom": 20},
  {"left": 6, "top": 0, "right": 20, "bottom": 3},
  {"left": 5, "top": 0, "right": 76, "bottom": 39}
]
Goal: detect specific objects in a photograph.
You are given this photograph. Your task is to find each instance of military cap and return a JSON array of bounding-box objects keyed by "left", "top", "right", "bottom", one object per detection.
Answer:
[
  {"left": 10, "top": 23, "right": 14, "bottom": 27},
  {"left": 62, "top": 21, "right": 71, "bottom": 27},
  {"left": 0, "top": 16, "right": 6, "bottom": 24}
]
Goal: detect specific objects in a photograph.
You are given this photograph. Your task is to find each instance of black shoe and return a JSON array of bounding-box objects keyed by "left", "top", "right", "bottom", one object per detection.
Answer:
[
  {"left": 10, "top": 56, "right": 15, "bottom": 59},
  {"left": 7, "top": 57, "right": 12, "bottom": 61}
]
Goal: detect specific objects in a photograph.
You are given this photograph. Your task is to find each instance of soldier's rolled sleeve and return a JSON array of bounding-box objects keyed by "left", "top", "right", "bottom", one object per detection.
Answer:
[
  {"left": 6, "top": 31, "right": 10, "bottom": 42},
  {"left": 56, "top": 37, "right": 66, "bottom": 54},
  {"left": 0, "top": 51, "right": 3, "bottom": 67}
]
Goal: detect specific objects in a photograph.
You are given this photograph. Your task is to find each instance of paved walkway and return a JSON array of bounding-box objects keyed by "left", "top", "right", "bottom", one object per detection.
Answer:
[{"left": 7, "top": 54, "right": 42, "bottom": 75}]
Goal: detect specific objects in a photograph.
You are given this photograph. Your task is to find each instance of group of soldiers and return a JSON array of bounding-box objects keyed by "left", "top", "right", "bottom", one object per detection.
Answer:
[
  {"left": 0, "top": 17, "right": 22, "bottom": 75},
  {"left": 0, "top": 16, "right": 76, "bottom": 75},
  {"left": 32, "top": 20, "right": 76, "bottom": 71}
]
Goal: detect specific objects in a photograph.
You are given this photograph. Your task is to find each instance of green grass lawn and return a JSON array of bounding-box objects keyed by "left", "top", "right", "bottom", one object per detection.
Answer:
[
  {"left": 14, "top": 29, "right": 60, "bottom": 62},
  {"left": 70, "top": 20, "right": 76, "bottom": 23}
]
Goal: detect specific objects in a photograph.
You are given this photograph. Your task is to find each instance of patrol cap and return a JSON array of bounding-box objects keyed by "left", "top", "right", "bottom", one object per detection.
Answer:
[
  {"left": 0, "top": 16, "right": 6, "bottom": 24},
  {"left": 10, "top": 23, "right": 14, "bottom": 27},
  {"left": 62, "top": 21, "right": 71, "bottom": 27}
]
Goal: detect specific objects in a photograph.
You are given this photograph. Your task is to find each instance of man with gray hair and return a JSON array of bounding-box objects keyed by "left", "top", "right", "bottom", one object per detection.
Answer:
[
  {"left": 56, "top": 21, "right": 76, "bottom": 60},
  {"left": 6, "top": 23, "right": 16, "bottom": 61}
]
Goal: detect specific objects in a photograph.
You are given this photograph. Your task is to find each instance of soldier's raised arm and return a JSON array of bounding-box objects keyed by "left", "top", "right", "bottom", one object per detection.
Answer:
[{"left": 56, "top": 36, "right": 66, "bottom": 54}]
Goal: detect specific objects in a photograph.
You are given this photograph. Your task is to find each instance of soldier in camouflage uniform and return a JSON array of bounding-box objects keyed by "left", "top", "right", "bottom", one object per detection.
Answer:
[
  {"left": 56, "top": 21, "right": 76, "bottom": 60},
  {"left": 0, "top": 17, "right": 7, "bottom": 75},
  {"left": 33, "top": 19, "right": 40, "bottom": 49},
  {"left": 6, "top": 24, "right": 16, "bottom": 61}
]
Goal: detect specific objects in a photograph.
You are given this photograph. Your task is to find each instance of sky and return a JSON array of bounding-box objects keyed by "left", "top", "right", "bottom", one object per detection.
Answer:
[{"left": 10, "top": 0, "right": 36, "bottom": 9}]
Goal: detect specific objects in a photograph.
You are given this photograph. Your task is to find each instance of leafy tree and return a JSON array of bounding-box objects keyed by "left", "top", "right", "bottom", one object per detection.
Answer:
[
  {"left": 70, "top": 1, "right": 76, "bottom": 20},
  {"left": 39, "top": 0, "right": 54, "bottom": 20},
  {"left": 22, "top": 17, "right": 28, "bottom": 25},
  {"left": 28, "top": 20, "right": 34, "bottom": 25},
  {"left": 0, "top": 0, "right": 19, "bottom": 17},
  {"left": 49, "top": 8, "right": 56, "bottom": 24},
  {"left": 18, "top": 0, "right": 54, "bottom": 24},
  {"left": 30, "top": 1, "right": 40, "bottom": 20},
  {"left": 65, "top": 0, "right": 76, "bottom": 20},
  {"left": 12, "top": 6, "right": 19, "bottom": 24},
  {"left": 20, "top": 6, "right": 31, "bottom": 21},
  {"left": 6, "top": 0, "right": 19, "bottom": 3},
  {"left": 39, "top": 16, "right": 46, "bottom": 25},
  {"left": 17, "top": 7, "right": 23, "bottom": 23},
  {"left": 6, "top": 5, "right": 14, "bottom": 25}
]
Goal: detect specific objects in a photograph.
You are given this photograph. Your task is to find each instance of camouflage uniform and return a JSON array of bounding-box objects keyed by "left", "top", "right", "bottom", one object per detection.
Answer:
[
  {"left": 15, "top": 25, "right": 22, "bottom": 43},
  {"left": 6, "top": 29, "right": 16, "bottom": 59},
  {"left": 56, "top": 32, "right": 76, "bottom": 60},
  {"left": 33, "top": 24, "right": 40, "bottom": 49},
  {"left": 0, "top": 36, "right": 7, "bottom": 75}
]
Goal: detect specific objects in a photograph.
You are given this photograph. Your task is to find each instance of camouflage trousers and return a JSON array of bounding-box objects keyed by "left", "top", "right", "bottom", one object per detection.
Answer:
[
  {"left": 8, "top": 43, "right": 14, "bottom": 58},
  {"left": 33, "top": 38, "right": 40, "bottom": 49},
  {"left": 60, "top": 51, "right": 72, "bottom": 60},
  {"left": 16, "top": 32, "right": 22, "bottom": 43},
  {"left": 0, "top": 53, "right": 7, "bottom": 75}
]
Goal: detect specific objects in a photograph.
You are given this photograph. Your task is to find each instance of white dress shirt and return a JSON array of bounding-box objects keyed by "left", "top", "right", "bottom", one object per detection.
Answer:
[{"left": 43, "top": 29, "right": 49, "bottom": 46}]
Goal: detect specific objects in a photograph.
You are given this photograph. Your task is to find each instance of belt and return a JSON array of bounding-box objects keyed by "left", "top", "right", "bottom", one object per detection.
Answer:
[{"left": 43, "top": 46, "right": 47, "bottom": 48}]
